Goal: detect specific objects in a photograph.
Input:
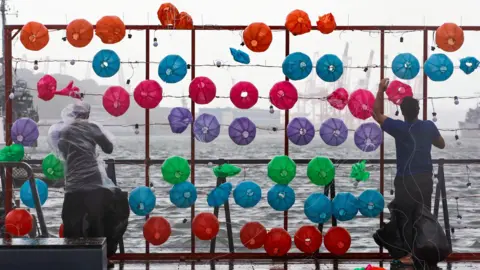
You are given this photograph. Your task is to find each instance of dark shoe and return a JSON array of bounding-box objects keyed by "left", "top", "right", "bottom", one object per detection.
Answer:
[{"left": 107, "top": 260, "right": 115, "bottom": 268}]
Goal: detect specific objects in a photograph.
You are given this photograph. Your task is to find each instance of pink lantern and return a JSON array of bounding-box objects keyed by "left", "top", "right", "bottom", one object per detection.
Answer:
[
  {"left": 230, "top": 81, "right": 259, "bottom": 109},
  {"left": 348, "top": 89, "right": 375, "bottom": 120},
  {"left": 269, "top": 81, "right": 298, "bottom": 110},
  {"left": 327, "top": 88, "right": 349, "bottom": 110},
  {"left": 102, "top": 86, "right": 130, "bottom": 117},
  {"left": 386, "top": 80, "right": 413, "bottom": 105},
  {"left": 189, "top": 76, "right": 216, "bottom": 105},
  {"left": 134, "top": 80, "right": 163, "bottom": 109},
  {"left": 37, "top": 75, "right": 81, "bottom": 101}
]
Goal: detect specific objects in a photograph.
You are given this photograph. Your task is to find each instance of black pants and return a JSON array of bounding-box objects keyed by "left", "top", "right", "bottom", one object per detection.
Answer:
[{"left": 62, "top": 187, "right": 129, "bottom": 257}]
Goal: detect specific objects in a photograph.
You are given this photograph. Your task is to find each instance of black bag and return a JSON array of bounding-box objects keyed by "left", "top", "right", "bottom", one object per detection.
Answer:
[{"left": 373, "top": 202, "right": 409, "bottom": 259}]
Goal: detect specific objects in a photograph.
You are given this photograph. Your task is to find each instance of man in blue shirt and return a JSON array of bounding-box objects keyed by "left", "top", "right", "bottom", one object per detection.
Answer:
[{"left": 372, "top": 78, "right": 445, "bottom": 266}]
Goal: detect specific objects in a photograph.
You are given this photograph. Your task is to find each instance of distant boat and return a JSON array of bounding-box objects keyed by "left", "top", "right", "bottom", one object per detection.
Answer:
[{"left": 458, "top": 103, "right": 480, "bottom": 138}]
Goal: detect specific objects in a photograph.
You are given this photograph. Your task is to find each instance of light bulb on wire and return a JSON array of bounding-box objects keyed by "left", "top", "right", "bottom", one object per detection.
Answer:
[
  {"left": 70, "top": 60, "right": 75, "bottom": 66},
  {"left": 455, "top": 133, "right": 461, "bottom": 145},
  {"left": 134, "top": 124, "right": 139, "bottom": 135},
  {"left": 33, "top": 60, "right": 39, "bottom": 71},
  {"left": 454, "top": 96, "right": 459, "bottom": 105},
  {"left": 153, "top": 37, "right": 158, "bottom": 47},
  {"left": 269, "top": 105, "right": 274, "bottom": 114},
  {"left": 9, "top": 88, "right": 15, "bottom": 100},
  {"left": 432, "top": 112, "right": 437, "bottom": 122}
]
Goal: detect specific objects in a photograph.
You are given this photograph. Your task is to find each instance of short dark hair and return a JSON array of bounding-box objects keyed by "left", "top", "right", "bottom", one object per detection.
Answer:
[{"left": 400, "top": 96, "right": 419, "bottom": 122}]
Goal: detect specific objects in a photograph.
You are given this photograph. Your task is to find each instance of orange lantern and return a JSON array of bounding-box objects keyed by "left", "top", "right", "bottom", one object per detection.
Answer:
[
  {"left": 143, "top": 216, "right": 171, "bottom": 246},
  {"left": 66, "top": 19, "right": 94, "bottom": 48},
  {"left": 175, "top": 12, "right": 194, "bottom": 30},
  {"left": 5, "top": 209, "right": 33, "bottom": 236},
  {"left": 316, "top": 13, "right": 337, "bottom": 34},
  {"left": 192, "top": 212, "right": 219, "bottom": 240},
  {"left": 158, "top": 3, "right": 180, "bottom": 26},
  {"left": 95, "top": 16, "right": 126, "bottom": 44},
  {"left": 435, "top": 23, "right": 464, "bottom": 52},
  {"left": 240, "top": 222, "right": 267, "bottom": 249},
  {"left": 242, "top": 23, "right": 273, "bottom": 53},
  {"left": 285, "top": 10, "right": 311, "bottom": 36},
  {"left": 20, "top": 22, "right": 49, "bottom": 51}
]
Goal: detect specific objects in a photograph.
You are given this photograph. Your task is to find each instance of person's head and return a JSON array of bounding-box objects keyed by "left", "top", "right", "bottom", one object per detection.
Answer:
[
  {"left": 62, "top": 101, "right": 91, "bottom": 121},
  {"left": 400, "top": 96, "right": 419, "bottom": 122}
]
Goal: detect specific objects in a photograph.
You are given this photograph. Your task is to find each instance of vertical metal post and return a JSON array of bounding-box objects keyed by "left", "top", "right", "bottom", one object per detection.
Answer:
[
  {"left": 283, "top": 30, "right": 290, "bottom": 232},
  {"left": 145, "top": 29, "right": 151, "bottom": 254},
  {"left": 423, "top": 29, "right": 428, "bottom": 120},
  {"left": 3, "top": 28, "right": 12, "bottom": 215},
  {"left": 379, "top": 29, "right": 385, "bottom": 255},
  {"left": 190, "top": 29, "right": 196, "bottom": 254}
]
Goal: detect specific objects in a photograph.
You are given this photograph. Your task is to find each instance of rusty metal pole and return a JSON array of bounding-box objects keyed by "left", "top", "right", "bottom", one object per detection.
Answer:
[
  {"left": 283, "top": 30, "right": 290, "bottom": 231},
  {"left": 3, "top": 27, "right": 12, "bottom": 215},
  {"left": 145, "top": 29, "right": 151, "bottom": 254},
  {"left": 423, "top": 29, "right": 428, "bottom": 120},
  {"left": 190, "top": 29, "right": 196, "bottom": 254},
  {"left": 379, "top": 29, "right": 385, "bottom": 255}
]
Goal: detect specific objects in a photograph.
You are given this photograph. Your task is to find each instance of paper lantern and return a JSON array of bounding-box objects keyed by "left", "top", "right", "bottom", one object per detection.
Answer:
[
  {"left": 304, "top": 193, "right": 332, "bottom": 224},
  {"left": 316, "top": 13, "right": 337, "bottom": 34},
  {"left": 37, "top": 75, "right": 81, "bottom": 101},
  {"left": 357, "top": 190, "right": 384, "bottom": 218},
  {"left": 348, "top": 89, "right": 375, "bottom": 120},
  {"left": 267, "top": 184, "right": 295, "bottom": 211},
  {"left": 207, "top": 182, "right": 233, "bottom": 207},
  {"left": 20, "top": 22, "right": 49, "bottom": 51},
  {"left": 327, "top": 88, "right": 349, "bottom": 110},
  {"left": 229, "top": 48, "right": 250, "bottom": 64},
  {"left": 92, "top": 49, "right": 121, "bottom": 78},
  {"left": 460, "top": 57, "right": 480, "bottom": 75},
  {"left": 134, "top": 80, "right": 163, "bottom": 109},
  {"left": 175, "top": 12, "right": 193, "bottom": 29},
  {"left": 59, "top": 224, "right": 64, "bottom": 238},
  {"left": 264, "top": 228, "right": 291, "bottom": 256},
  {"left": 385, "top": 80, "right": 413, "bottom": 105},
  {"left": 12, "top": 118, "right": 39, "bottom": 147},
  {"left": 103, "top": 86, "right": 130, "bottom": 117},
  {"left": 424, "top": 53, "right": 454, "bottom": 82},
  {"left": 285, "top": 10, "right": 311, "bottom": 36},
  {"left": 392, "top": 53, "right": 420, "bottom": 80},
  {"left": 0, "top": 144, "right": 24, "bottom": 162},
  {"left": 42, "top": 153, "right": 64, "bottom": 180},
  {"left": 168, "top": 107, "right": 193, "bottom": 134},
  {"left": 189, "top": 76, "right": 216, "bottom": 105},
  {"left": 193, "top": 113, "right": 220, "bottom": 143},
  {"left": 20, "top": 178, "right": 48, "bottom": 208},
  {"left": 320, "top": 118, "right": 348, "bottom": 147},
  {"left": 213, "top": 164, "right": 241, "bottom": 178},
  {"left": 5, "top": 209, "right": 33, "bottom": 236},
  {"left": 143, "top": 216, "right": 171, "bottom": 246},
  {"left": 269, "top": 81, "right": 298, "bottom": 110},
  {"left": 95, "top": 16, "right": 126, "bottom": 44},
  {"left": 282, "top": 52, "right": 313, "bottom": 81},
  {"left": 294, "top": 225, "right": 322, "bottom": 254},
  {"left": 229, "top": 117, "right": 256, "bottom": 146},
  {"left": 316, "top": 54, "right": 343, "bottom": 82},
  {"left": 307, "top": 156, "right": 335, "bottom": 186},
  {"left": 169, "top": 181, "right": 197, "bottom": 208},
  {"left": 66, "top": 19, "right": 94, "bottom": 48},
  {"left": 230, "top": 81, "right": 258, "bottom": 109},
  {"left": 354, "top": 123, "right": 383, "bottom": 152},
  {"left": 233, "top": 181, "right": 262, "bottom": 208},
  {"left": 287, "top": 117, "right": 315, "bottom": 146},
  {"left": 157, "top": 3, "right": 180, "bottom": 26},
  {"left": 332, "top": 192, "right": 358, "bottom": 221},
  {"left": 435, "top": 23, "right": 464, "bottom": 52},
  {"left": 324, "top": 226, "right": 351, "bottom": 256},
  {"left": 158, "top": 54, "right": 188, "bottom": 84},
  {"left": 242, "top": 23, "right": 273, "bottom": 53},
  {"left": 267, "top": 155, "right": 296, "bottom": 185},
  {"left": 161, "top": 156, "right": 190, "bottom": 184},
  {"left": 192, "top": 212, "right": 219, "bottom": 240},
  {"left": 240, "top": 222, "right": 267, "bottom": 249},
  {"left": 128, "top": 186, "right": 156, "bottom": 216}
]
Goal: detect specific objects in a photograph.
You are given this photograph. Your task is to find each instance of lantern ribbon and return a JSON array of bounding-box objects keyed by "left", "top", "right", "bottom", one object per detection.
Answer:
[{"left": 55, "top": 81, "right": 82, "bottom": 99}]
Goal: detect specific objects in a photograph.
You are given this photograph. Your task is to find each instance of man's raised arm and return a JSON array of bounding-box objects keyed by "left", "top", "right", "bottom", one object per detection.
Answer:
[{"left": 372, "top": 78, "right": 389, "bottom": 125}]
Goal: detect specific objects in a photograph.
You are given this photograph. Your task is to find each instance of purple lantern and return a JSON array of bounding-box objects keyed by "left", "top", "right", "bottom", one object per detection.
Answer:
[
  {"left": 287, "top": 117, "right": 315, "bottom": 146},
  {"left": 168, "top": 107, "right": 193, "bottom": 134},
  {"left": 228, "top": 117, "right": 256, "bottom": 146},
  {"left": 11, "top": 118, "right": 39, "bottom": 147},
  {"left": 193, "top": 113, "right": 220, "bottom": 143},
  {"left": 354, "top": 122, "right": 383, "bottom": 152},
  {"left": 319, "top": 118, "right": 348, "bottom": 146}
]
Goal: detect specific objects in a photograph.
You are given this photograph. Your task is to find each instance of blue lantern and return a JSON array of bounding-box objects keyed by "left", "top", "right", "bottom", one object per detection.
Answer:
[
  {"left": 169, "top": 181, "right": 197, "bottom": 208},
  {"left": 460, "top": 57, "right": 480, "bottom": 75},
  {"left": 20, "top": 178, "right": 48, "bottom": 208},
  {"left": 332, "top": 192, "right": 358, "bottom": 221},
  {"left": 392, "top": 53, "right": 420, "bottom": 80},
  {"left": 304, "top": 193, "right": 332, "bottom": 224},
  {"left": 129, "top": 186, "right": 156, "bottom": 216},
  {"left": 207, "top": 182, "right": 233, "bottom": 207},
  {"left": 282, "top": 52, "right": 313, "bottom": 81},
  {"left": 229, "top": 48, "right": 250, "bottom": 64},
  {"left": 92, "top": 49, "right": 121, "bottom": 78},
  {"left": 158, "top": 54, "right": 188, "bottom": 84},
  {"left": 357, "top": 190, "right": 384, "bottom": 218},
  {"left": 267, "top": 184, "right": 295, "bottom": 211},
  {"left": 233, "top": 181, "right": 262, "bottom": 208},
  {"left": 316, "top": 54, "right": 343, "bottom": 82},
  {"left": 424, "top": 53, "right": 454, "bottom": 82}
]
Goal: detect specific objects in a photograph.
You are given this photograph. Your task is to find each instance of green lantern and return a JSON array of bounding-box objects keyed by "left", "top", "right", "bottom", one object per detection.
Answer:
[
  {"left": 0, "top": 144, "right": 24, "bottom": 162},
  {"left": 350, "top": 160, "right": 370, "bottom": 182},
  {"left": 42, "top": 153, "right": 64, "bottom": 180},
  {"left": 213, "top": 163, "right": 241, "bottom": 178},
  {"left": 307, "top": 156, "right": 335, "bottom": 186},
  {"left": 161, "top": 156, "right": 190, "bottom": 184},
  {"left": 267, "top": 155, "right": 296, "bottom": 185}
]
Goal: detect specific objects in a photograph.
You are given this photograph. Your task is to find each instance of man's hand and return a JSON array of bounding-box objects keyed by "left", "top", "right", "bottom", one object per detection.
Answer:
[
  {"left": 372, "top": 78, "right": 389, "bottom": 125},
  {"left": 378, "top": 78, "right": 390, "bottom": 92}
]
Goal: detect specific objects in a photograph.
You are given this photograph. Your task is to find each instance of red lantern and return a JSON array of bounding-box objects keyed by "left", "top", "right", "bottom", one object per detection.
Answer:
[
  {"left": 348, "top": 89, "right": 375, "bottom": 120},
  {"left": 240, "top": 222, "right": 267, "bottom": 249},
  {"left": 269, "top": 81, "right": 298, "bottom": 110},
  {"left": 230, "top": 81, "right": 259, "bottom": 109},
  {"left": 5, "top": 209, "right": 33, "bottom": 236},
  {"left": 264, "top": 228, "right": 291, "bottom": 256},
  {"left": 103, "top": 86, "right": 130, "bottom": 117},
  {"left": 143, "top": 216, "right": 171, "bottom": 246},
  {"left": 134, "top": 80, "right": 163, "bottom": 109},
  {"left": 385, "top": 80, "right": 413, "bottom": 105},
  {"left": 324, "top": 226, "right": 351, "bottom": 256},
  {"left": 294, "top": 225, "right": 322, "bottom": 254},
  {"left": 59, "top": 224, "right": 64, "bottom": 238},
  {"left": 192, "top": 213, "right": 219, "bottom": 240},
  {"left": 189, "top": 77, "right": 216, "bottom": 105},
  {"left": 327, "top": 88, "right": 349, "bottom": 110}
]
